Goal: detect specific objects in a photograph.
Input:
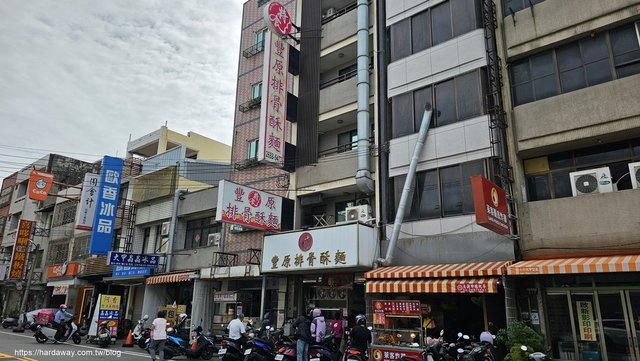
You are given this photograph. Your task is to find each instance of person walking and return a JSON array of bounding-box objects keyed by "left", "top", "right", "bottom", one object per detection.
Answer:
[
  {"left": 330, "top": 311, "right": 345, "bottom": 350},
  {"left": 149, "top": 310, "right": 168, "bottom": 361},
  {"left": 292, "top": 310, "right": 311, "bottom": 361},
  {"left": 310, "top": 308, "right": 326, "bottom": 343}
]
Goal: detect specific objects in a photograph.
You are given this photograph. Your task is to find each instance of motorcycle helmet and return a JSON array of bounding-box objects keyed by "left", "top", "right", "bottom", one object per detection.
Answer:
[
  {"left": 355, "top": 314, "right": 366, "bottom": 325},
  {"left": 479, "top": 331, "right": 494, "bottom": 345},
  {"left": 59, "top": 304, "right": 67, "bottom": 310},
  {"left": 178, "top": 313, "right": 188, "bottom": 324}
]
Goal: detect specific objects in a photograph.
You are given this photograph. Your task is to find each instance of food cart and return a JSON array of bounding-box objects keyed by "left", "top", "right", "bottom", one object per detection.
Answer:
[{"left": 370, "top": 300, "right": 425, "bottom": 361}]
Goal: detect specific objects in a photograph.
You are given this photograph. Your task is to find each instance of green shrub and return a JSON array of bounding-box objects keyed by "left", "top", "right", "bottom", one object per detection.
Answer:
[{"left": 496, "top": 320, "right": 545, "bottom": 352}]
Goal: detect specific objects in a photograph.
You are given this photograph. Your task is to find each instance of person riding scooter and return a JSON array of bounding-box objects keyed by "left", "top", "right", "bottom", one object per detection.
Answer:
[{"left": 54, "top": 304, "right": 73, "bottom": 341}]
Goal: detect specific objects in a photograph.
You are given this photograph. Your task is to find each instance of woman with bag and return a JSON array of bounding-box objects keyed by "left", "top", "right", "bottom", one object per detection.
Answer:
[{"left": 330, "top": 312, "right": 345, "bottom": 350}]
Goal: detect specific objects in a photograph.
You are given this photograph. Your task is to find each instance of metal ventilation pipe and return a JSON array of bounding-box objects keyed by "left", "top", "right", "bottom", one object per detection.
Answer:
[
  {"left": 355, "top": 0, "right": 375, "bottom": 194},
  {"left": 166, "top": 189, "right": 187, "bottom": 271},
  {"left": 378, "top": 104, "right": 433, "bottom": 266}
]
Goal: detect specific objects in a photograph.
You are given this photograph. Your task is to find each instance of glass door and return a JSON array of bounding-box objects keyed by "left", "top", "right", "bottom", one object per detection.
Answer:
[
  {"left": 598, "top": 292, "right": 633, "bottom": 361},
  {"left": 623, "top": 291, "right": 640, "bottom": 361},
  {"left": 572, "top": 293, "right": 604, "bottom": 361}
]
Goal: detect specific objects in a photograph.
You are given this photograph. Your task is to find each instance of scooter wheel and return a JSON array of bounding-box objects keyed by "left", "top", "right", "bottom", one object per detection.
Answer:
[
  {"left": 35, "top": 334, "right": 48, "bottom": 344},
  {"left": 200, "top": 347, "right": 213, "bottom": 360},
  {"left": 72, "top": 334, "right": 82, "bottom": 344}
]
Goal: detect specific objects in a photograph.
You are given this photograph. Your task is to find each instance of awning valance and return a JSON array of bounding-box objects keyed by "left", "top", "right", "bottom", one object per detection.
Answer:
[
  {"left": 146, "top": 272, "right": 196, "bottom": 285},
  {"left": 508, "top": 255, "right": 640, "bottom": 275},
  {"left": 366, "top": 278, "right": 500, "bottom": 294},
  {"left": 364, "top": 261, "right": 512, "bottom": 280}
]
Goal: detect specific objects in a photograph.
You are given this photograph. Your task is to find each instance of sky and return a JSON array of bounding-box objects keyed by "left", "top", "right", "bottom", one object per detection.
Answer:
[{"left": 0, "top": 0, "right": 243, "bottom": 179}]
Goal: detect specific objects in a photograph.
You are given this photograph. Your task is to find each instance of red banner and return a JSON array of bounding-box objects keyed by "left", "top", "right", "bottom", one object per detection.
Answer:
[
  {"left": 371, "top": 347, "right": 423, "bottom": 361},
  {"left": 471, "top": 176, "right": 510, "bottom": 235},
  {"left": 8, "top": 220, "right": 32, "bottom": 280},
  {"left": 28, "top": 170, "right": 54, "bottom": 201},
  {"left": 372, "top": 300, "right": 422, "bottom": 316}
]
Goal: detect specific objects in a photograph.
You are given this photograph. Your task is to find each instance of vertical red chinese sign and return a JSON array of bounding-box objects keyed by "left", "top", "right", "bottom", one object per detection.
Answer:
[{"left": 8, "top": 220, "right": 33, "bottom": 280}]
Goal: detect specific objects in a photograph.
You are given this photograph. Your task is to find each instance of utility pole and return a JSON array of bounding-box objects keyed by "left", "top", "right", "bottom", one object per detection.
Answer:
[{"left": 13, "top": 242, "right": 40, "bottom": 333}]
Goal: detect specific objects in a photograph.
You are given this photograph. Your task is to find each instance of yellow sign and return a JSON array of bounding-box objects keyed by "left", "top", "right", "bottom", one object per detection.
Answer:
[
  {"left": 159, "top": 305, "right": 186, "bottom": 326},
  {"left": 577, "top": 301, "right": 596, "bottom": 341},
  {"left": 100, "top": 295, "right": 121, "bottom": 311}
]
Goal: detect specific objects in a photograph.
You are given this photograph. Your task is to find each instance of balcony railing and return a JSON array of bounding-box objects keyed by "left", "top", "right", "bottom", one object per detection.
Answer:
[
  {"left": 243, "top": 41, "right": 265, "bottom": 58},
  {"left": 239, "top": 97, "right": 262, "bottom": 112},
  {"left": 213, "top": 252, "right": 238, "bottom": 268},
  {"left": 322, "top": 2, "right": 357, "bottom": 25},
  {"left": 234, "top": 157, "right": 259, "bottom": 170},
  {"left": 320, "top": 62, "right": 373, "bottom": 90}
]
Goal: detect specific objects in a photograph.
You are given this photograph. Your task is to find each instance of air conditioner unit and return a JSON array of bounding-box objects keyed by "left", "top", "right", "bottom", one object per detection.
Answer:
[
  {"left": 345, "top": 205, "right": 372, "bottom": 223},
  {"left": 629, "top": 161, "right": 640, "bottom": 189},
  {"left": 569, "top": 167, "right": 614, "bottom": 196},
  {"left": 208, "top": 233, "right": 222, "bottom": 247},
  {"left": 160, "top": 222, "right": 170, "bottom": 236}
]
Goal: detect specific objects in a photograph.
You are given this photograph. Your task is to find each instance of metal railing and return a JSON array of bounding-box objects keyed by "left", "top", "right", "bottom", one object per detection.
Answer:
[
  {"left": 238, "top": 97, "right": 262, "bottom": 112},
  {"left": 320, "top": 63, "right": 373, "bottom": 90},
  {"left": 321, "top": 2, "right": 357, "bottom": 25},
  {"left": 243, "top": 41, "right": 265, "bottom": 58},
  {"left": 212, "top": 252, "right": 238, "bottom": 268}
]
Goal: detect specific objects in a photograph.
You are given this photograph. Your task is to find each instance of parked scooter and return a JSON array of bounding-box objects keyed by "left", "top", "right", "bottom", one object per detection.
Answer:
[
  {"left": 519, "top": 345, "right": 547, "bottom": 361},
  {"left": 33, "top": 316, "right": 82, "bottom": 344},
  {"left": 188, "top": 325, "right": 218, "bottom": 360},
  {"left": 96, "top": 320, "right": 112, "bottom": 348},
  {"left": 132, "top": 314, "right": 150, "bottom": 348},
  {"left": 310, "top": 333, "right": 341, "bottom": 361},
  {"left": 2, "top": 316, "right": 19, "bottom": 328}
]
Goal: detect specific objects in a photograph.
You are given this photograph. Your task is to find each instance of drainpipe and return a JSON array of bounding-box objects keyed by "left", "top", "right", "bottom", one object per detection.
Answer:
[
  {"left": 355, "top": 0, "right": 375, "bottom": 194},
  {"left": 377, "top": 104, "right": 433, "bottom": 266},
  {"left": 166, "top": 189, "right": 187, "bottom": 272},
  {"left": 376, "top": 0, "right": 388, "bottom": 241}
]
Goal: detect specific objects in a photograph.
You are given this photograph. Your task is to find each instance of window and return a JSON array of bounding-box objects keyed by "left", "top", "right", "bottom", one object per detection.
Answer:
[
  {"left": 502, "top": 0, "right": 546, "bottom": 16},
  {"left": 251, "top": 82, "right": 262, "bottom": 100},
  {"left": 72, "top": 236, "right": 89, "bottom": 260},
  {"left": 141, "top": 227, "right": 151, "bottom": 254},
  {"left": 248, "top": 139, "right": 259, "bottom": 160},
  {"left": 16, "top": 181, "right": 27, "bottom": 198},
  {"left": 389, "top": 0, "right": 481, "bottom": 62},
  {"left": 47, "top": 242, "right": 69, "bottom": 265},
  {"left": 256, "top": 28, "right": 267, "bottom": 51},
  {"left": 185, "top": 217, "right": 221, "bottom": 249},
  {"left": 524, "top": 139, "right": 640, "bottom": 201},
  {"left": 52, "top": 200, "right": 77, "bottom": 227},
  {"left": 392, "top": 69, "right": 486, "bottom": 138},
  {"left": 392, "top": 159, "right": 486, "bottom": 220},
  {"left": 510, "top": 22, "right": 640, "bottom": 106},
  {"left": 338, "top": 130, "right": 358, "bottom": 152}
]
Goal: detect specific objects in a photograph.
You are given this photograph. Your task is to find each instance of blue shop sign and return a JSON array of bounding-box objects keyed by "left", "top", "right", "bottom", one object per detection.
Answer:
[
  {"left": 112, "top": 266, "right": 152, "bottom": 277},
  {"left": 107, "top": 251, "right": 160, "bottom": 268}
]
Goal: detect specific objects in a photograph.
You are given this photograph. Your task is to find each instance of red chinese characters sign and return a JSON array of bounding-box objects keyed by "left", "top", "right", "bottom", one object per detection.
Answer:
[
  {"left": 216, "top": 180, "right": 283, "bottom": 231},
  {"left": 8, "top": 220, "right": 32, "bottom": 280},
  {"left": 372, "top": 300, "right": 421, "bottom": 316},
  {"left": 471, "top": 176, "right": 510, "bottom": 235},
  {"left": 371, "top": 347, "right": 423, "bottom": 361},
  {"left": 258, "top": 30, "right": 289, "bottom": 166},
  {"left": 263, "top": 2, "right": 293, "bottom": 35}
]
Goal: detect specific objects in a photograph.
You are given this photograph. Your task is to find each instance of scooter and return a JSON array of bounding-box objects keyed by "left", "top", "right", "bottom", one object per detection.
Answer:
[
  {"left": 145, "top": 326, "right": 194, "bottom": 360},
  {"left": 132, "top": 314, "right": 150, "bottom": 348},
  {"left": 96, "top": 320, "right": 112, "bottom": 348},
  {"left": 310, "top": 333, "right": 341, "bottom": 361},
  {"left": 2, "top": 316, "right": 19, "bottom": 328},
  {"left": 186, "top": 325, "right": 218, "bottom": 360},
  {"left": 33, "top": 317, "right": 82, "bottom": 344}
]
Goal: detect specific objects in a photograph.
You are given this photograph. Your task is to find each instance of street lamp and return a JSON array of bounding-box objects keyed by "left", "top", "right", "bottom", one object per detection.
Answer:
[{"left": 13, "top": 241, "right": 40, "bottom": 333}]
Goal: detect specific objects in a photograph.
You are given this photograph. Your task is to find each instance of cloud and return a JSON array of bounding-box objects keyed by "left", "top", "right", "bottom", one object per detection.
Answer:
[{"left": 0, "top": 0, "right": 242, "bottom": 176}]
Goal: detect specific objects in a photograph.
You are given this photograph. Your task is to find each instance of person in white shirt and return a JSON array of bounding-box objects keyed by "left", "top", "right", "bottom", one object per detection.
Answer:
[
  {"left": 228, "top": 313, "right": 248, "bottom": 349},
  {"left": 149, "top": 310, "right": 168, "bottom": 361}
]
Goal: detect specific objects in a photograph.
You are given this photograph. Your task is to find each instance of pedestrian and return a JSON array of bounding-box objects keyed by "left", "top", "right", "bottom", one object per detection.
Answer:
[
  {"left": 310, "top": 308, "right": 326, "bottom": 343},
  {"left": 228, "top": 313, "right": 248, "bottom": 349},
  {"left": 292, "top": 310, "right": 311, "bottom": 361},
  {"left": 330, "top": 311, "right": 345, "bottom": 350},
  {"left": 350, "top": 315, "right": 372, "bottom": 356},
  {"left": 149, "top": 310, "right": 168, "bottom": 361}
]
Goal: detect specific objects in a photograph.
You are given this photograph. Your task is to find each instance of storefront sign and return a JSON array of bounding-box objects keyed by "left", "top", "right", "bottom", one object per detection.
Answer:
[
  {"left": 112, "top": 266, "right": 151, "bottom": 277},
  {"left": 8, "top": 219, "right": 32, "bottom": 280},
  {"left": 577, "top": 301, "right": 596, "bottom": 341},
  {"left": 99, "top": 294, "right": 121, "bottom": 337},
  {"left": 28, "top": 169, "right": 54, "bottom": 201},
  {"left": 214, "top": 291, "right": 238, "bottom": 302},
  {"left": 76, "top": 173, "right": 100, "bottom": 231},
  {"left": 263, "top": 2, "right": 293, "bottom": 35},
  {"left": 371, "top": 347, "right": 423, "bottom": 361},
  {"left": 471, "top": 176, "right": 509, "bottom": 235},
  {"left": 257, "top": 30, "right": 288, "bottom": 166},
  {"left": 373, "top": 300, "right": 421, "bottom": 316},
  {"left": 52, "top": 285, "right": 69, "bottom": 295},
  {"left": 46, "top": 262, "right": 80, "bottom": 278},
  {"left": 216, "top": 180, "right": 283, "bottom": 231},
  {"left": 89, "top": 156, "right": 124, "bottom": 255},
  {"left": 107, "top": 251, "right": 160, "bottom": 268},
  {"left": 262, "top": 223, "right": 377, "bottom": 273},
  {"left": 455, "top": 282, "right": 488, "bottom": 293}
]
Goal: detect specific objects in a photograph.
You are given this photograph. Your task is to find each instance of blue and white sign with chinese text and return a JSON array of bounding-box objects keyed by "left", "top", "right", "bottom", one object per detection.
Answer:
[
  {"left": 112, "top": 266, "right": 152, "bottom": 277},
  {"left": 98, "top": 310, "right": 119, "bottom": 320},
  {"left": 89, "top": 156, "right": 124, "bottom": 255},
  {"left": 107, "top": 251, "right": 160, "bottom": 268}
]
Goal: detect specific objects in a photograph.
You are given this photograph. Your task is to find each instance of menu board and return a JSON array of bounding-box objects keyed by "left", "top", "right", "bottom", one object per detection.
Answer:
[{"left": 373, "top": 300, "right": 421, "bottom": 316}]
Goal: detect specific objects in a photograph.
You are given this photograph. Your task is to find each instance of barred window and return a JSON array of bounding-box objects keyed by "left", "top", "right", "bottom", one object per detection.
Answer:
[
  {"left": 52, "top": 200, "right": 77, "bottom": 227},
  {"left": 47, "top": 242, "right": 69, "bottom": 265},
  {"left": 72, "top": 236, "right": 89, "bottom": 260}
]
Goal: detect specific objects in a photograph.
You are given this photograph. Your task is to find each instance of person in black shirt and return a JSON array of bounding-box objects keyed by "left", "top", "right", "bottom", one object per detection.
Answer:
[{"left": 350, "top": 314, "right": 372, "bottom": 357}]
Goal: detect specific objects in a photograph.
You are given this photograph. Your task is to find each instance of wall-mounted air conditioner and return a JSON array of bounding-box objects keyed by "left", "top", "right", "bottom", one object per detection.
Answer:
[
  {"left": 569, "top": 167, "right": 614, "bottom": 196},
  {"left": 208, "top": 233, "right": 222, "bottom": 247},
  {"left": 628, "top": 161, "right": 640, "bottom": 189},
  {"left": 345, "top": 205, "right": 372, "bottom": 223},
  {"left": 161, "top": 221, "right": 170, "bottom": 236}
]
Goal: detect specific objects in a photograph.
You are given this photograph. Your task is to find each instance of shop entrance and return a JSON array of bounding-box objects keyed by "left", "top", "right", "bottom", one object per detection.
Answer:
[{"left": 547, "top": 290, "right": 640, "bottom": 361}]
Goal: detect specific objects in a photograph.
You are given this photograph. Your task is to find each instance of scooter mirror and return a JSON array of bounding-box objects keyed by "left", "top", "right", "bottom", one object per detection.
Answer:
[
  {"left": 463, "top": 335, "right": 470, "bottom": 340},
  {"left": 457, "top": 332, "right": 463, "bottom": 338},
  {"left": 521, "top": 345, "right": 528, "bottom": 352},
  {"left": 440, "top": 329, "right": 445, "bottom": 337},
  {"left": 143, "top": 315, "right": 149, "bottom": 320},
  {"left": 457, "top": 348, "right": 464, "bottom": 354}
]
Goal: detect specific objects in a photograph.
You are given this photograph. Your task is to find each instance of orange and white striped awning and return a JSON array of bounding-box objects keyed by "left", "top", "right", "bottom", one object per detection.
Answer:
[
  {"left": 364, "top": 261, "right": 512, "bottom": 280},
  {"left": 507, "top": 255, "right": 640, "bottom": 275},
  {"left": 366, "top": 278, "right": 500, "bottom": 294},
  {"left": 146, "top": 272, "right": 196, "bottom": 285}
]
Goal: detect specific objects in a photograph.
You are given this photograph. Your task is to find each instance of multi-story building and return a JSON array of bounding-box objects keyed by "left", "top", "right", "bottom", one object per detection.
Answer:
[{"left": 498, "top": 1, "right": 640, "bottom": 359}]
